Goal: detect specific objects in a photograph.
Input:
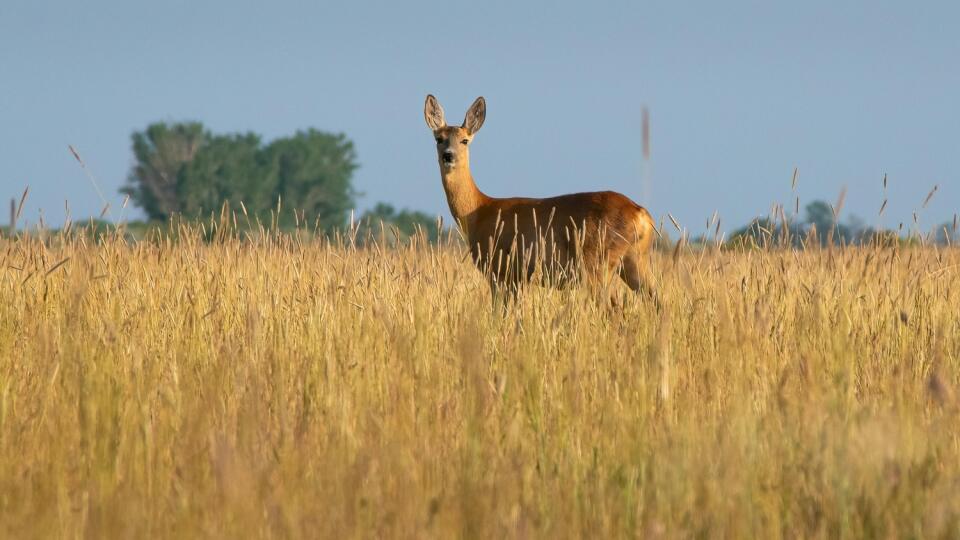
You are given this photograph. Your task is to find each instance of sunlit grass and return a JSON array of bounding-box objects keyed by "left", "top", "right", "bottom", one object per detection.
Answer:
[{"left": 1, "top": 225, "right": 958, "bottom": 538}]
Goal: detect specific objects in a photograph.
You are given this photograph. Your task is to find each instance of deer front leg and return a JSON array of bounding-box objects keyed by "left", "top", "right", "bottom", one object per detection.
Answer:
[{"left": 619, "top": 252, "right": 661, "bottom": 311}]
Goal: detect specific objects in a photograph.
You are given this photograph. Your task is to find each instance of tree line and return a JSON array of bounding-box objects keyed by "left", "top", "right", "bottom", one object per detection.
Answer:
[
  {"left": 121, "top": 122, "right": 438, "bottom": 240},
  {"left": 725, "top": 200, "right": 957, "bottom": 247}
]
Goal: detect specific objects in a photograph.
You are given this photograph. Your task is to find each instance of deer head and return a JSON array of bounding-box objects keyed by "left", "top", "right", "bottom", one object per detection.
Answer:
[{"left": 424, "top": 94, "right": 486, "bottom": 171}]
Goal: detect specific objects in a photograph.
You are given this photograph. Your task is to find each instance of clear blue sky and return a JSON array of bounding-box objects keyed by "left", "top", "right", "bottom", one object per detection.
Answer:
[{"left": 1, "top": 0, "right": 957, "bottom": 234}]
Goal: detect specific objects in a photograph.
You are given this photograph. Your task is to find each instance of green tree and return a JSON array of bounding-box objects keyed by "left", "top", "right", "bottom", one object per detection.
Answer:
[
  {"left": 804, "top": 200, "right": 834, "bottom": 236},
  {"left": 264, "top": 130, "right": 359, "bottom": 230},
  {"left": 933, "top": 221, "right": 958, "bottom": 245},
  {"left": 121, "top": 122, "right": 206, "bottom": 221},
  {"left": 123, "top": 122, "right": 360, "bottom": 231},
  {"left": 177, "top": 133, "right": 272, "bottom": 218},
  {"left": 803, "top": 201, "right": 873, "bottom": 245}
]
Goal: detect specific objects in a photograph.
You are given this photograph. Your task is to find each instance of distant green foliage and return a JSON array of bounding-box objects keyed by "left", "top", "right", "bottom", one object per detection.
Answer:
[
  {"left": 265, "top": 130, "right": 360, "bottom": 230},
  {"left": 122, "top": 122, "right": 205, "bottom": 220},
  {"left": 728, "top": 200, "right": 878, "bottom": 248},
  {"left": 803, "top": 200, "right": 834, "bottom": 235},
  {"left": 933, "top": 221, "right": 959, "bottom": 246},
  {"left": 177, "top": 133, "right": 270, "bottom": 218},
  {"left": 121, "top": 122, "right": 359, "bottom": 231},
  {"left": 360, "top": 203, "right": 443, "bottom": 243},
  {"left": 726, "top": 217, "right": 802, "bottom": 248}
]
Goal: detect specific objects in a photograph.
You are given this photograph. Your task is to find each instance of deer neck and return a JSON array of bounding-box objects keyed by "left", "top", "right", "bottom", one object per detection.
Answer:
[{"left": 440, "top": 162, "right": 488, "bottom": 237}]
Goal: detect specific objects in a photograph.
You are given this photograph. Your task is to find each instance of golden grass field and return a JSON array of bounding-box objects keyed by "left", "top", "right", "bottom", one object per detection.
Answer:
[{"left": 1, "top": 224, "right": 959, "bottom": 538}]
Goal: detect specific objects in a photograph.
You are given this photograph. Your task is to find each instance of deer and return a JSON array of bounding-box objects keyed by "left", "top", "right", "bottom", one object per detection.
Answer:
[{"left": 424, "top": 94, "right": 659, "bottom": 309}]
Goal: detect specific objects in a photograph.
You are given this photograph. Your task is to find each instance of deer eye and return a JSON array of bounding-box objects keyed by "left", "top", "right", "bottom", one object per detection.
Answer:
[
  {"left": 460, "top": 139, "right": 469, "bottom": 145},
  {"left": 435, "top": 138, "right": 443, "bottom": 144}
]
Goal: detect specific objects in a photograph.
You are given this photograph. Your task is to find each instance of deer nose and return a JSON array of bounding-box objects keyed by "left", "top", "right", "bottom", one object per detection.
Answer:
[{"left": 442, "top": 150, "right": 455, "bottom": 163}]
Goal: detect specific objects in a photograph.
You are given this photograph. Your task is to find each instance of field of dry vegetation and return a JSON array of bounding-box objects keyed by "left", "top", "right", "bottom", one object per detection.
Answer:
[{"left": 1, "top": 222, "right": 959, "bottom": 538}]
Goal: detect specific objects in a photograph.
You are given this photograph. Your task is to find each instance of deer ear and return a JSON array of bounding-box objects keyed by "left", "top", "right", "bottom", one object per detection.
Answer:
[
  {"left": 462, "top": 96, "right": 486, "bottom": 135},
  {"left": 424, "top": 95, "right": 446, "bottom": 131}
]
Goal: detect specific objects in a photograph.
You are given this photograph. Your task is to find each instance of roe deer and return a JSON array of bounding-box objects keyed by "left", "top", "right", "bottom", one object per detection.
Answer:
[{"left": 424, "top": 94, "right": 658, "bottom": 308}]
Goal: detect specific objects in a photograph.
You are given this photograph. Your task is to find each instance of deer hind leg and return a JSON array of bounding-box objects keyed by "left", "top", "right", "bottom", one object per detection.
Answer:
[
  {"left": 488, "top": 274, "right": 520, "bottom": 315},
  {"left": 619, "top": 250, "right": 661, "bottom": 310}
]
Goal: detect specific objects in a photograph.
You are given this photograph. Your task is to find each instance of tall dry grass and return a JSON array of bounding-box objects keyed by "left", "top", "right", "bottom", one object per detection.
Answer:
[{"left": 1, "top": 223, "right": 958, "bottom": 538}]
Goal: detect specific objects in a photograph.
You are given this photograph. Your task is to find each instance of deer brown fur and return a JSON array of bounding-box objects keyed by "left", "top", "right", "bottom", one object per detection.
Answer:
[{"left": 425, "top": 94, "right": 658, "bottom": 306}]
